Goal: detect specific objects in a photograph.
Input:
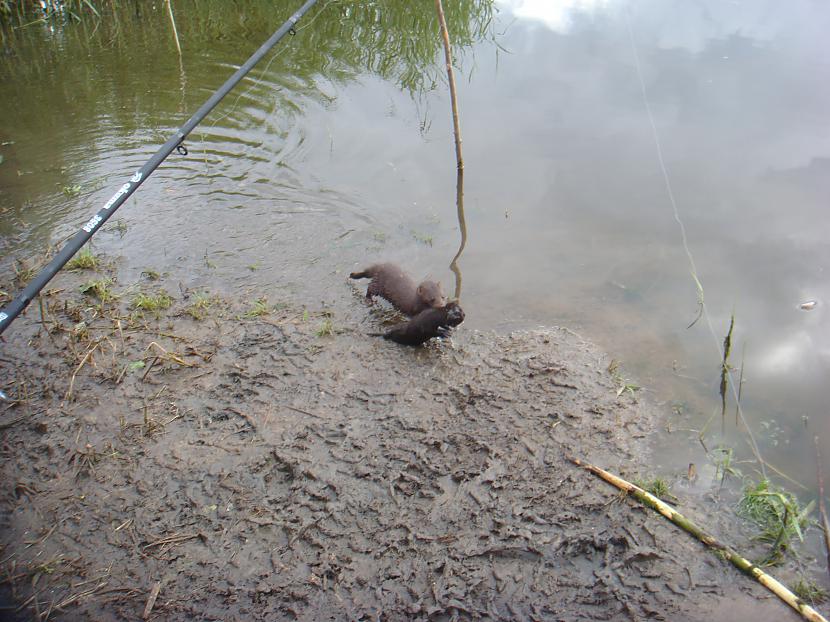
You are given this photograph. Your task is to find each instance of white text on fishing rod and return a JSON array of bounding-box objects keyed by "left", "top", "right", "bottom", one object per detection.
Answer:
[{"left": 83, "top": 172, "right": 143, "bottom": 233}]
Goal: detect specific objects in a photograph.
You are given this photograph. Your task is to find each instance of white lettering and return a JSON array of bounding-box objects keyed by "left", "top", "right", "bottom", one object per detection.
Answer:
[
  {"left": 102, "top": 183, "right": 131, "bottom": 212},
  {"left": 0, "top": 312, "right": 7, "bottom": 323},
  {"left": 130, "top": 171, "right": 143, "bottom": 183},
  {"left": 82, "top": 214, "right": 103, "bottom": 233}
]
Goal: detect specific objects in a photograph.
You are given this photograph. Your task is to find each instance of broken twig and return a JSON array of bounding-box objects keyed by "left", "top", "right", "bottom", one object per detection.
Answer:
[
  {"left": 142, "top": 581, "right": 161, "bottom": 619},
  {"left": 64, "top": 342, "right": 100, "bottom": 404}
]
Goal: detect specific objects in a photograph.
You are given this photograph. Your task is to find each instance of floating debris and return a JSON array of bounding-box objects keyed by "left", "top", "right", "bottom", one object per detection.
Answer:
[{"left": 800, "top": 300, "right": 818, "bottom": 311}]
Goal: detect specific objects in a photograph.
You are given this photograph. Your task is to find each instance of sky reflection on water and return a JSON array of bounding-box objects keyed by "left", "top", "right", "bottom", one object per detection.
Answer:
[{"left": 484, "top": 0, "right": 830, "bottom": 478}]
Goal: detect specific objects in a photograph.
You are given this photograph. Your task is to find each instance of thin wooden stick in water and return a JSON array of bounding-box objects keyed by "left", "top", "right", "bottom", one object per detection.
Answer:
[
  {"left": 434, "top": 0, "right": 464, "bottom": 171},
  {"left": 435, "top": 0, "right": 467, "bottom": 299},
  {"left": 449, "top": 166, "right": 466, "bottom": 300},
  {"left": 568, "top": 455, "right": 828, "bottom": 622}
]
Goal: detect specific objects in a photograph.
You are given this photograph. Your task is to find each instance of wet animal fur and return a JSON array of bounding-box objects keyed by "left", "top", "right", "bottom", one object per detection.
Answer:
[
  {"left": 350, "top": 263, "right": 446, "bottom": 317},
  {"left": 382, "top": 301, "right": 465, "bottom": 346}
]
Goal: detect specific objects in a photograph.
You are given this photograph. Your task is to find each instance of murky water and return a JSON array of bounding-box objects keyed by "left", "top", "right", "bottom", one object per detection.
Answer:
[{"left": 1, "top": 0, "right": 829, "bottom": 499}]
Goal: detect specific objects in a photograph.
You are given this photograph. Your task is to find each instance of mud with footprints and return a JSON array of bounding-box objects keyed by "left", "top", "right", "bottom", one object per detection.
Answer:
[{"left": 0, "top": 271, "right": 791, "bottom": 621}]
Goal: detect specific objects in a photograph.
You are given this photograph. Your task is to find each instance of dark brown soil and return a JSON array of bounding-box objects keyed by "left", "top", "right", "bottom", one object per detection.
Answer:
[{"left": 0, "top": 271, "right": 802, "bottom": 621}]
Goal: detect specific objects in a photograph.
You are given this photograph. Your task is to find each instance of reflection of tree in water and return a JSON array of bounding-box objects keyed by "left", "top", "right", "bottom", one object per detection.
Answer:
[
  {"left": 317, "top": 0, "right": 497, "bottom": 95},
  {"left": 170, "top": 0, "right": 499, "bottom": 100},
  {"left": 2, "top": 0, "right": 498, "bottom": 98},
  {"left": 0, "top": 0, "right": 495, "bottom": 254}
]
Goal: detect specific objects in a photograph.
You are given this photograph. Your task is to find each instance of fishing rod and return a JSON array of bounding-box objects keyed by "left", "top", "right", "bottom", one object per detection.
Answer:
[{"left": 0, "top": 0, "right": 320, "bottom": 337}]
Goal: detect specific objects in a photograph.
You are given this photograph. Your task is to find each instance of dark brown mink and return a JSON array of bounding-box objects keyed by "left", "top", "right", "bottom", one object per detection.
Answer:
[
  {"left": 382, "top": 301, "right": 465, "bottom": 346},
  {"left": 349, "top": 262, "right": 446, "bottom": 317}
]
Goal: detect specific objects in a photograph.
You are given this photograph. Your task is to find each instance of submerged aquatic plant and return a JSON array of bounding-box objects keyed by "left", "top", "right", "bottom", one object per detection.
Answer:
[
  {"left": 712, "top": 446, "right": 742, "bottom": 488},
  {"left": 411, "top": 230, "right": 433, "bottom": 246},
  {"left": 9, "top": 0, "right": 102, "bottom": 23}
]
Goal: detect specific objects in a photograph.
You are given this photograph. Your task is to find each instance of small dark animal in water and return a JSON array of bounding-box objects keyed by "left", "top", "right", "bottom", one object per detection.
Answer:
[
  {"left": 350, "top": 262, "right": 446, "bottom": 317},
  {"left": 382, "top": 301, "right": 465, "bottom": 346}
]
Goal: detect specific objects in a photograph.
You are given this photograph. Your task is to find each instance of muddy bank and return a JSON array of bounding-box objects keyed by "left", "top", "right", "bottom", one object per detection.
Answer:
[{"left": 0, "top": 270, "right": 800, "bottom": 621}]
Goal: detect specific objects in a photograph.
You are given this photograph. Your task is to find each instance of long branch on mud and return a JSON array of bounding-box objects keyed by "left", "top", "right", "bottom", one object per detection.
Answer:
[{"left": 569, "top": 456, "right": 828, "bottom": 622}]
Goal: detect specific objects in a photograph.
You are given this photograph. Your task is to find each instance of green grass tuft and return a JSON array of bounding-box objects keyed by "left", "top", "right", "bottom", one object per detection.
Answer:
[
  {"left": 79, "top": 277, "right": 116, "bottom": 302},
  {"left": 792, "top": 578, "right": 828, "bottom": 605},
  {"left": 132, "top": 291, "right": 172, "bottom": 312},
  {"left": 185, "top": 293, "right": 213, "bottom": 321},
  {"left": 66, "top": 246, "right": 98, "bottom": 271},
  {"left": 243, "top": 297, "right": 270, "bottom": 318},
  {"left": 737, "top": 479, "right": 813, "bottom": 561},
  {"left": 634, "top": 476, "right": 675, "bottom": 501},
  {"left": 316, "top": 318, "right": 334, "bottom": 337}
]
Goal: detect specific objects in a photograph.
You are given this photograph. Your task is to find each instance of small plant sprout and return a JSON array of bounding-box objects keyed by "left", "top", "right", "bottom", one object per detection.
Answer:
[
  {"left": 713, "top": 446, "right": 742, "bottom": 488},
  {"left": 617, "top": 382, "right": 640, "bottom": 397},
  {"left": 244, "top": 297, "right": 270, "bottom": 318},
  {"left": 608, "top": 359, "right": 640, "bottom": 397},
  {"left": 185, "top": 292, "right": 213, "bottom": 321},
  {"left": 633, "top": 476, "right": 677, "bottom": 502},
  {"left": 79, "top": 277, "right": 116, "bottom": 302},
  {"left": 13, "top": 260, "right": 37, "bottom": 285},
  {"left": 316, "top": 318, "right": 334, "bottom": 337}
]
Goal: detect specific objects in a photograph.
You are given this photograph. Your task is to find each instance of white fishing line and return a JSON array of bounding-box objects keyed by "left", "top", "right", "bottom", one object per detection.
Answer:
[{"left": 623, "top": 8, "right": 766, "bottom": 478}]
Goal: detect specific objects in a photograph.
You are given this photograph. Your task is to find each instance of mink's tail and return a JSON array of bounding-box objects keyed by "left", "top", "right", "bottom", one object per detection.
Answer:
[{"left": 349, "top": 270, "right": 369, "bottom": 279}]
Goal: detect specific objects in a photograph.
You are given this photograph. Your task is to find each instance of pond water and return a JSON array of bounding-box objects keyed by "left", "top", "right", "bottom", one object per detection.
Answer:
[{"left": 1, "top": 0, "right": 829, "bottom": 501}]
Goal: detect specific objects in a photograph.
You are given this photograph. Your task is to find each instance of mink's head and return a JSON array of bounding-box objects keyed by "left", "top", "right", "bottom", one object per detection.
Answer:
[{"left": 416, "top": 280, "right": 446, "bottom": 309}]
